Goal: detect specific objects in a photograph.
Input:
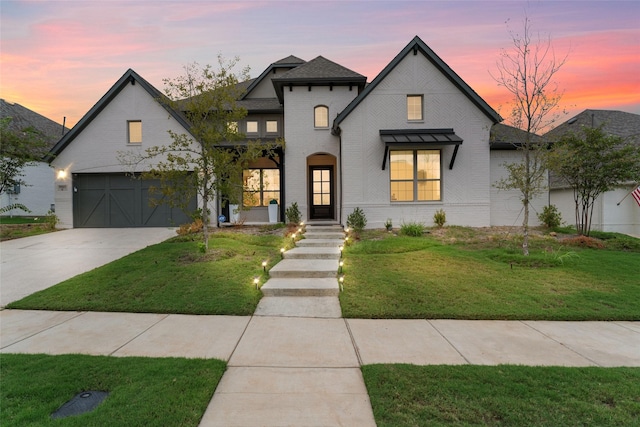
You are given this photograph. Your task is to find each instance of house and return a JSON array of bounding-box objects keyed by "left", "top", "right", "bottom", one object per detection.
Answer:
[
  {"left": 49, "top": 36, "right": 554, "bottom": 229},
  {"left": 1, "top": 99, "right": 67, "bottom": 216},
  {"left": 544, "top": 110, "right": 640, "bottom": 236}
]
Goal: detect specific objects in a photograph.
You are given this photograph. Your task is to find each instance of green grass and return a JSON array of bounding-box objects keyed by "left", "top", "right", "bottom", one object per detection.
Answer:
[
  {"left": 363, "top": 364, "right": 640, "bottom": 427},
  {"left": 340, "top": 228, "right": 640, "bottom": 320},
  {"left": 0, "top": 353, "right": 225, "bottom": 426},
  {"left": 8, "top": 232, "right": 286, "bottom": 315},
  {"left": 0, "top": 216, "right": 48, "bottom": 224}
]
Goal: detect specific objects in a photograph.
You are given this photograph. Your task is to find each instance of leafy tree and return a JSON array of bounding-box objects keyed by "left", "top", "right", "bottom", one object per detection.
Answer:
[
  {"left": 547, "top": 126, "right": 640, "bottom": 236},
  {"left": 0, "top": 117, "right": 50, "bottom": 212},
  {"left": 120, "top": 57, "right": 283, "bottom": 250},
  {"left": 491, "top": 16, "right": 568, "bottom": 255}
]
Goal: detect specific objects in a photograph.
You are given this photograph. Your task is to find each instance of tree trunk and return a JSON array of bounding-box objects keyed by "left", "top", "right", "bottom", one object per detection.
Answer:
[{"left": 202, "top": 192, "right": 209, "bottom": 251}]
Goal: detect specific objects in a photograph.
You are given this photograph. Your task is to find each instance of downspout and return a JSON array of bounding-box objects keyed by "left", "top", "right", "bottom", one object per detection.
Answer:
[{"left": 338, "top": 130, "right": 343, "bottom": 225}]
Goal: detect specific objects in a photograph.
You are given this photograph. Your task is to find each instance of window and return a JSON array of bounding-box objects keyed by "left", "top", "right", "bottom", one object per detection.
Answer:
[
  {"left": 314, "top": 105, "right": 329, "bottom": 128},
  {"left": 128, "top": 121, "right": 142, "bottom": 144},
  {"left": 266, "top": 120, "right": 278, "bottom": 133},
  {"left": 246, "top": 120, "right": 259, "bottom": 134},
  {"left": 243, "top": 169, "right": 280, "bottom": 207},
  {"left": 390, "top": 150, "right": 441, "bottom": 201},
  {"left": 407, "top": 95, "right": 423, "bottom": 121}
]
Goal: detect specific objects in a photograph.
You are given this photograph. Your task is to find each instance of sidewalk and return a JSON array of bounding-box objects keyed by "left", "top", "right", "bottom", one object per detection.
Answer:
[{"left": 2, "top": 310, "right": 639, "bottom": 425}]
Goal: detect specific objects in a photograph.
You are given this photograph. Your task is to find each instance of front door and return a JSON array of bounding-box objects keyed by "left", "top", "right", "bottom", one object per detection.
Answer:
[{"left": 309, "top": 166, "right": 334, "bottom": 220}]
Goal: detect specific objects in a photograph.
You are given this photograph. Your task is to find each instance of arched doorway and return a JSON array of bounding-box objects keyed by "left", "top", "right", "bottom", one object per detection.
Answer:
[{"left": 307, "top": 153, "right": 337, "bottom": 220}]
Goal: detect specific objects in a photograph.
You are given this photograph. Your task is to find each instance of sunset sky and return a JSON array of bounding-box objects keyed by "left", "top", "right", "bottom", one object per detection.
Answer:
[{"left": 1, "top": 0, "right": 639, "bottom": 130}]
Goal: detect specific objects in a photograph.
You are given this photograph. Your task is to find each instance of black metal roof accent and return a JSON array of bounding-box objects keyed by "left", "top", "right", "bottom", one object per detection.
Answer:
[
  {"left": 272, "top": 56, "right": 366, "bottom": 104},
  {"left": 333, "top": 36, "right": 502, "bottom": 134},
  {"left": 380, "top": 129, "right": 464, "bottom": 170},
  {"left": 46, "top": 69, "right": 191, "bottom": 162}
]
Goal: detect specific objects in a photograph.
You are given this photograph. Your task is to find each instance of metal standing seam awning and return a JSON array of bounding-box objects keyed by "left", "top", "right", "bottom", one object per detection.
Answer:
[{"left": 380, "top": 129, "right": 463, "bottom": 170}]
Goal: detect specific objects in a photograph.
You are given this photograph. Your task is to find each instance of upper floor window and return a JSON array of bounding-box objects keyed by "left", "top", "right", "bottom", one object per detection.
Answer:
[
  {"left": 128, "top": 120, "right": 142, "bottom": 144},
  {"left": 246, "top": 120, "right": 259, "bottom": 134},
  {"left": 314, "top": 105, "right": 329, "bottom": 128},
  {"left": 390, "top": 149, "right": 441, "bottom": 202},
  {"left": 407, "top": 95, "right": 423, "bottom": 121},
  {"left": 266, "top": 120, "right": 278, "bottom": 133}
]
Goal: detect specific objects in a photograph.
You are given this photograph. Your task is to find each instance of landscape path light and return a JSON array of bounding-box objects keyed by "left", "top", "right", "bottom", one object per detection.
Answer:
[
  {"left": 339, "top": 274, "right": 345, "bottom": 291},
  {"left": 339, "top": 260, "right": 344, "bottom": 274},
  {"left": 262, "top": 260, "right": 268, "bottom": 272},
  {"left": 253, "top": 276, "right": 260, "bottom": 289}
]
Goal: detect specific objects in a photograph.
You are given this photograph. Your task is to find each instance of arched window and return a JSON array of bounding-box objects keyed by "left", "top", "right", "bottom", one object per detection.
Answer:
[{"left": 314, "top": 105, "right": 329, "bottom": 128}]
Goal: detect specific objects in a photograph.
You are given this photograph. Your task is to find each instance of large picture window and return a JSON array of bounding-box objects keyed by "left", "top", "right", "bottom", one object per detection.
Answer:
[
  {"left": 243, "top": 169, "right": 280, "bottom": 207},
  {"left": 390, "top": 150, "right": 441, "bottom": 201}
]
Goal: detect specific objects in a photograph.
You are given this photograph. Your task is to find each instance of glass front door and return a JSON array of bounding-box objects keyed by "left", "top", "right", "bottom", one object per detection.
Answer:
[{"left": 309, "top": 166, "right": 334, "bottom": 220}]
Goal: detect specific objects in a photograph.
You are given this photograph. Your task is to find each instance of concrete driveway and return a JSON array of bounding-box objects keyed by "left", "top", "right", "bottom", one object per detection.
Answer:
[{"left": 0, "top": 228, "right": 177, "bottom": 307}]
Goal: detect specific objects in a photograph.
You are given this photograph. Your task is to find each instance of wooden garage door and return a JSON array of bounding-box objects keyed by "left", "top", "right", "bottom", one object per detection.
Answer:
[{"left": 73, "top": 174, "right": 196, "bottom": 227}]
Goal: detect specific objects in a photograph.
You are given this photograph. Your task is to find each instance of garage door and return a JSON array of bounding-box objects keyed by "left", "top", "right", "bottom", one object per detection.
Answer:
[{"left": 73, "top": 174, "right": 196, "bottom": 227}]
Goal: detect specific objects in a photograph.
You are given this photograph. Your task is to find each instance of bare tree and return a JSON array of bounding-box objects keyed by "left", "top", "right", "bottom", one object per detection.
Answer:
[{"left": 491, "top": 16, "right": 568, "bottom": 255}]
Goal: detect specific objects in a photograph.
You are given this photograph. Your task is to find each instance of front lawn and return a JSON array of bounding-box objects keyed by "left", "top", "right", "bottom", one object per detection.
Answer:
[
  {"left": 340, "top": 228, "right": 640, "bottom": 320},
  {"left": 363, "top": 364, "right": 640, "bottom": 427},
  {"left": 0, "top": 353, "right": 225, "bottom": 426},
  {"left": 8, "top": 231, "right": 286, "bottom": 315},
  {"left": 0, "top": 216, "right": 56, "bottom": 240}
]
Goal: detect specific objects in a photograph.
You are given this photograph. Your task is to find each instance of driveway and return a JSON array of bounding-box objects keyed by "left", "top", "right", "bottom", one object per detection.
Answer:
[{"left": 0, "top": 228, "right": 177, "bottom": 307}]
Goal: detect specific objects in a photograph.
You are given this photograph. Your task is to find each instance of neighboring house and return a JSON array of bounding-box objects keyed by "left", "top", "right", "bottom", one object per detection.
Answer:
[
  {"left": 0, "top": 99, "right": 67, "bottom": 216},
  {"left": 544, "top": 110, "right": 640, "bottom": 236},
  {"left": 49, "top": 36, "right": 555, "bottom": 229}
]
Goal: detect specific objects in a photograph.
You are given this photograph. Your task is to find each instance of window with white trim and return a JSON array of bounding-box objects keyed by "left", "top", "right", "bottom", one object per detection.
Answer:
[
  {"left": 390, "top": 149, "right": 441, "bottom": 201},
  {"left": 314, "top": 105, "right": 329, "bottom": 128}
]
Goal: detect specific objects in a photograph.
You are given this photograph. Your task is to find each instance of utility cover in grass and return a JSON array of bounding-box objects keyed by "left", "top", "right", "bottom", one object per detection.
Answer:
[{"left": 51, "top": 391, "right": 109, "bottom": 419}]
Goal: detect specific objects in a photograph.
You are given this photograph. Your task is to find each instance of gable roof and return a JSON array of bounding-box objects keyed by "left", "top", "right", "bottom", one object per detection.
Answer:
[
  {"left": 241, "top": 55, "right": 306, "bottom": 100},
  {"left": 0, "top": 99, "right": 68, "bottom": 149},
  {"left": 47, "top": 69, "right": 190, "bottom": 162},
  {"left": 544, "top": 109, "right": 640, "bottom": 145},
  {"left": 333, "top": 36, "right": 502, "bottom": 133},
  {"left": 272, "top": 56, "right": 367, "bottom": 103}
]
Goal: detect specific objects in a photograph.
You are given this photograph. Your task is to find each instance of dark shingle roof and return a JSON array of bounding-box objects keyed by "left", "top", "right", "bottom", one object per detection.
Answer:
[
  {"left": 236, "top": 98, "right": 283, "bottom": 113},
  {"left": 274, "top": 55, "right": 306, "bottom": 65},
  {"left": 544, "top": 109, "right": 640, "bottom": 144},
  {"left": 0, "top": 99, "right": 68, "bottom": 148},
  {"left": 490, "top": 123, "right": 543, "bottom": 150},
  {"left": 333, "top": 36, "right": 501, "bottom": 133},
  {"left": 544, "top": 109, "right": 640, "bottom": 189},
  {"left": 271, "top": 56, "right": 366, "bottom": 103}
]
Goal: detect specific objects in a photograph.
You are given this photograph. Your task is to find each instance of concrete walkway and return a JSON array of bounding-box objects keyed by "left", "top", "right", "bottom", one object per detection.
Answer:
[{"left": 1, "top": 224, "right": 639, "bottom": 426}]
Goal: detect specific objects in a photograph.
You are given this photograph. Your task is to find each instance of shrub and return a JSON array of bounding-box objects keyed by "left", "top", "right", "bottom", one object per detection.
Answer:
[
  {"left": 400, "top": 221, "right": 425, "bottom": 237},
  {"left": 44, "top": 210, "right": 59, "bottom": 230},
  {"left": 561, "top": 235, "right": 605, "bottom": 249},
  {"left": 538, "top": 204, "right": 562, "bottom": 228},
  {"left": 285, "top": 202, "right": 301, "bottom": 224},
  {"left": 384, "top": 218, "right": 393, "bottom": 231},
  {"left": 433, "top": 209, "right": 446, "bottom": 228},
  {"left": 347, "top": 207, "right": 367, "bottom": 234}
]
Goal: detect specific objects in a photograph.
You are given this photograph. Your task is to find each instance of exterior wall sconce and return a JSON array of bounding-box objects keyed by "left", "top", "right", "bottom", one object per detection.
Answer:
[{"left": 56, "top": 169, "right": 67, "bottom": 180}]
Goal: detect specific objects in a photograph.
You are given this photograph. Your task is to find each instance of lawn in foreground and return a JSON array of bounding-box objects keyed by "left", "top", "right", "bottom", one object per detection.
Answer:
[
  {"left": 340, "top": 229, "right": 640, "bottom": 320},
  {"left": 363, "top": 364, "right": 640, "bottom": 427},
  {"left": 0, "top": 353, "right": 225, "bottom": 426},
  {"left": 8, "top": 231, "right": 285, "bottom": 315}
]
